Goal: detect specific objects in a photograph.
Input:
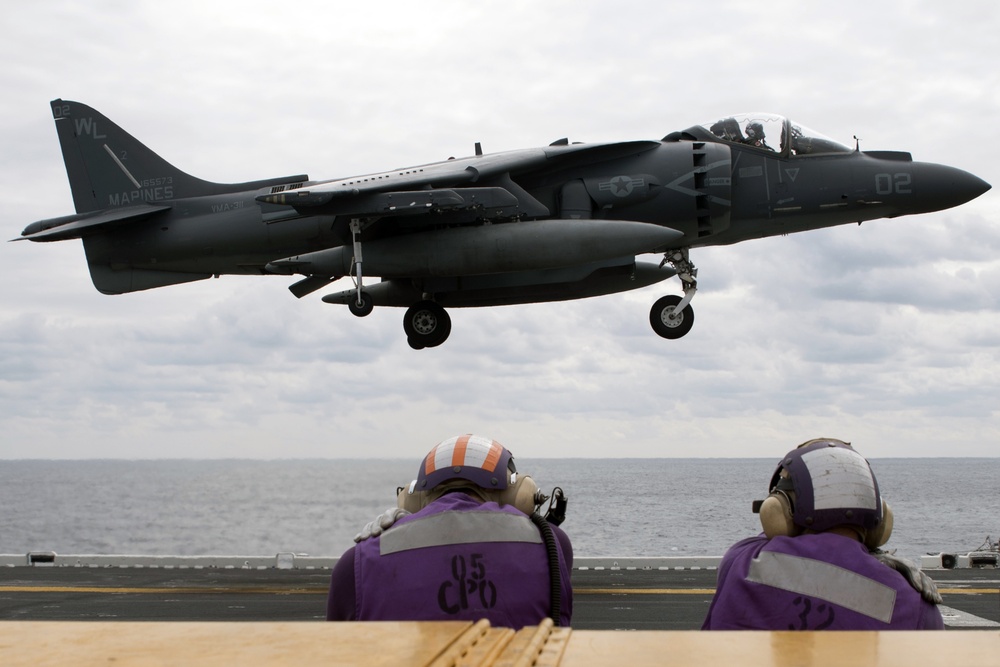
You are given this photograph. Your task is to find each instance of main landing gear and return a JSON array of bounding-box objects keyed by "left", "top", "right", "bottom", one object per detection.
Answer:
[
  {"left": 341, "top": 224, "right": 698, "bottom": 344},
  {"left": 403, "top": 300, "right": 452, "bottom": 349},
  {"left": 345, "top": 292, "right": 452, "bottom": 350},
  {"left": 649, "top": 248, "right": 697, "bottom": 340},
  {"left": 344, "top": 218, "right": 452, "bottom": 350}
]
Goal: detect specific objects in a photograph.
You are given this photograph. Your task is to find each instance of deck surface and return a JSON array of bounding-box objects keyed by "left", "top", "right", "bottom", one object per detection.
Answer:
[{"left": 1, "top": 563, "right": 997, "bottom": 629}]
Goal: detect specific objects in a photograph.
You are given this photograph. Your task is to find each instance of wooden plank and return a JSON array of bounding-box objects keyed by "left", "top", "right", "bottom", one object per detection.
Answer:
[
  {"left": 429, "top": 618, "right": 513, "bottom": 667},
  {"left": 0, "top": 621, "right": 471, "bottom": 667},
  {"left": 3, "top": 621, "right": 999, "bottom": 666},
  {"left": 560, "top": 630, "right": 1000, "bottom": 667}
]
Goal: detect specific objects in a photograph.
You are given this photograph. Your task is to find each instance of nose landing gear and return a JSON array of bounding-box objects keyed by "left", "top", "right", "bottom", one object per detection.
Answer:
[
  {"left": 650, "top": 294, "right": 694, "bottom": 339},
  {"left": 650, "top": 248, "right": 697, "bottom": 340}
]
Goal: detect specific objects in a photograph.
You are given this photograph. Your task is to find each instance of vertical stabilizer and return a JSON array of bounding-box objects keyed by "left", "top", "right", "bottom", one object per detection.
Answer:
[{"left": 49, "top": 100, "right": 308, "bottom": 213}]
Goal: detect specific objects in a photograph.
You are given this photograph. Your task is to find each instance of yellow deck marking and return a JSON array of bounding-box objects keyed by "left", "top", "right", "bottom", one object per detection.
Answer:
[{"left": 0, "top": 586, "right": 327, "bottom": 595}]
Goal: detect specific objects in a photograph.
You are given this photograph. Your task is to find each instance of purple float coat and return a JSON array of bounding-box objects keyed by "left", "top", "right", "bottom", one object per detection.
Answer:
[
  {"left": 702, "top": 533, "right": 943, "bottom": 630},
  {"left": 327, "top": 493, "right": 573, "bottom": 628}
]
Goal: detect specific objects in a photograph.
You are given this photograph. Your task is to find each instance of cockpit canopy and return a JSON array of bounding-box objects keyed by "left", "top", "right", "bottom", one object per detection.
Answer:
[{"left": 693, "top": 113, "right": 853, "bottom": 156}]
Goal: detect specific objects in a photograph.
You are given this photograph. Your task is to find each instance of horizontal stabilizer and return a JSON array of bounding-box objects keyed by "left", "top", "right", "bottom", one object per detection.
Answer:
[{"left": 20, "top": 204, "right": 172, "bottom": 242}]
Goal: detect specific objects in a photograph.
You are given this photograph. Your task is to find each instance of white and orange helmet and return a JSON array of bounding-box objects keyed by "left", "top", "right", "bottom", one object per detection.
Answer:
[
  {"left": 398, "top": 434, "right": 538, "bottom": 514},
  {"left": 418, "top": 434, "right": 515, "bottom": 491}
]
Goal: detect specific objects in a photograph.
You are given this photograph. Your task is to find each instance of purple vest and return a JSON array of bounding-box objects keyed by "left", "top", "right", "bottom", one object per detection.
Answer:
[
  {"left": 703, "top": 533, "right": 944, "bottom": 630},
  {"left": 354, "top": 493, "right": 572, "bottom": 629}
]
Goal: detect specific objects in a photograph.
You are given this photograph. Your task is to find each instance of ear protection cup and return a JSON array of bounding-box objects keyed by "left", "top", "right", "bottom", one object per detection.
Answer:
[
  {"left": 397, "top": 481, "right": 427, "bottom": 513},
  {"left": 499, "top": 473, "right": 539, "bottom": 516},
  {"left": 761, "top": 492, "right": 894, "bottom": 548},
  {"left": 864, "top": 500, "right": 893, "bottom": 550},
  {"left": 759, "top": 491, "right": 798, "bottom": 539},
  {"left": 398, "top": 473, "right": 539, "bottom": 515}
]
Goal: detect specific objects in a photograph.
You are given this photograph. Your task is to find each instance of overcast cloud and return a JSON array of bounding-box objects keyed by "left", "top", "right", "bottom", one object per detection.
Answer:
[{"left": 2, "top": 1, "right": 998, "bottom": 459}]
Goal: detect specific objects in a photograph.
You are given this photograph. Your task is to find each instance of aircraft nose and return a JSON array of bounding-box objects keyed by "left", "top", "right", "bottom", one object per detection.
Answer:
[{"left": 911, "top": 163, "right": 991, "bottom": 212}]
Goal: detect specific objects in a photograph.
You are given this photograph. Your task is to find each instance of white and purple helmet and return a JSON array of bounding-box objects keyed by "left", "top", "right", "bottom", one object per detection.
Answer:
[{"left": 768, "top": 439, "right": 883, "bottom": 533}]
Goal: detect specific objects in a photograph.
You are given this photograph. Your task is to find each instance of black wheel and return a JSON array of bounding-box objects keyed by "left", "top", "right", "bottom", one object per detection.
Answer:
[
  {"left": 425, "top": 308, "right": 452, "bottom": 348},
  {"left": 407, "top": 337, "right": 425, "bottom": 350},
  {"left": 348, "top": 291, "right": 374, "bottom": 317},
  {"left": 403, "top": 300, "right": 452, "bottom": 347},
  {"left": 649, "top": 295, "right": 694, "bottom": 339}
]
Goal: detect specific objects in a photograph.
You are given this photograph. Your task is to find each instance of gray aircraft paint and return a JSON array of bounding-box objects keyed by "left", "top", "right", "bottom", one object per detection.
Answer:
[{"left": 20, "top": 101, "right": 989, "bottom": 349}]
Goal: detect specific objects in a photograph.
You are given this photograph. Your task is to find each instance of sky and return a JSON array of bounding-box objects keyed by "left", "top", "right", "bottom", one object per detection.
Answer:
[{"left": 2, "top": 1, "right": 998, "bottom": 459}]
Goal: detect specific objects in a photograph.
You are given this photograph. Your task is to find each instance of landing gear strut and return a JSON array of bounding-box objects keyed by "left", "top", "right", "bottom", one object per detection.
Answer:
[
  {"left": 404, "top": 300, "right": 452, "bottom": 349},
  {"left": 650, "top": 248, "right": 697, "bottom": 340},
  {"left": 348, "top": 218, "right": 374, "bottom": 317}
]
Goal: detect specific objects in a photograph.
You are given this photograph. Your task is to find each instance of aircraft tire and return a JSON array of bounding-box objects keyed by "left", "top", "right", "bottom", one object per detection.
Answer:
[
  {"left": 403, "top": 301, "right": 452, "bottom": 348},
  {"left": 348, "top": 291, "right": 374, "bottom": 317},
  {"left": 425, "top": 311, "right": 452, "bottom": 348},
  {"left": 649, "top": 295, "right": 694, "bottom": 339}
]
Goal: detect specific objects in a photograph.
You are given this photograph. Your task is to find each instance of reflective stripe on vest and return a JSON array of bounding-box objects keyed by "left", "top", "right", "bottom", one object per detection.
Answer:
[
  {"left": 380, "top": 510, "right": 542, "bottom": 556},
  {"left": 747, "top": 550, "right": 897, "bottom": 622}
]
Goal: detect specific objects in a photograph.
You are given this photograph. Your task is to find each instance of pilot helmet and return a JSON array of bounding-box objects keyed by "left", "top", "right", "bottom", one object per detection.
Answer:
[
  {"left": 756, "top": 438, "right": 892, "bottom": 548},
  {"left": 746, "top": 122, "right": 765, "bottom": 140},
  {"left": 397, "top": 434, "right": 538, "bottom": 515}
]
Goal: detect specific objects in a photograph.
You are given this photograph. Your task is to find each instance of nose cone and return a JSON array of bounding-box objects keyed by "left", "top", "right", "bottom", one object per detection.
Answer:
[{"left": 910, "top": 163, "right": 990, "bottom": 213}]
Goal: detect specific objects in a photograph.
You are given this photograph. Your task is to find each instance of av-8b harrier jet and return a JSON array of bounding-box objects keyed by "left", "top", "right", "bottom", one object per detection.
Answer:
[{"left": 20, "top": 101, "right": 989, "bottom": 349}]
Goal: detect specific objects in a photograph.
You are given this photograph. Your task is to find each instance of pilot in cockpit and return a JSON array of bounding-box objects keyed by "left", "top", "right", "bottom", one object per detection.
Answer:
[
  {"left": 744, "top": 122, "right": 774, "bottom": 151},
  {"left": 710, "top": 118, "right": 744, "bottom": 143}
]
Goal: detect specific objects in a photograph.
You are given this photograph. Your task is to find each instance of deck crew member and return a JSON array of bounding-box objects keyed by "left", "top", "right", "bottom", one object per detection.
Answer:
[
  {"left": 703, "top": 438, "right": 944, "bottom": 630},
  {"left": 326, "top": 434, "right": 573, "bottom": 628}
]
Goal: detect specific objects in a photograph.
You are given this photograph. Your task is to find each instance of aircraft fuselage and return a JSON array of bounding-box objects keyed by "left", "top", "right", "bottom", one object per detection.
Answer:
[
  {"left": 22, "top": 102, "right": 989, "bottom": 347},
  {"left": 77, "top": 140, "right": 982, "bottom": 276}
]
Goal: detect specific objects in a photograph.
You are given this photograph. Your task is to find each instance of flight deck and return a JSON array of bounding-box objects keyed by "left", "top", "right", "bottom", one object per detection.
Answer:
[{"left": 2, "top": 555, "right": 997, "bottom": 630}]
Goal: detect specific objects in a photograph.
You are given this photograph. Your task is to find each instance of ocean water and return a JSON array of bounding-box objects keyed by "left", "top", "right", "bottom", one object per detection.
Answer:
[{"left": 0, "top": 458, "right": 996, "bottom": 564}]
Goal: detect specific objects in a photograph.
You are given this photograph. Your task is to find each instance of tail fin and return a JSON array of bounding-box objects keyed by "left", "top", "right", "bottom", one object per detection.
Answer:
[{"left": 50, "top": 99, "right": 307, "bottom": 213}]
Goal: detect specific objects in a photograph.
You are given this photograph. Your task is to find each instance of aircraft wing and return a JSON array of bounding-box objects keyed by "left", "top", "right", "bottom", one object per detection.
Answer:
[
  {"left": 256, "top": 140, "right": 661, "bottom": 210},
  {"left": 19, "top": 204, "right": 172, "bottom": 242}
]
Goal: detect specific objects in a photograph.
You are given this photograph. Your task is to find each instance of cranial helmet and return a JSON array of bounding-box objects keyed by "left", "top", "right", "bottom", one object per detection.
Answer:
[
  {"left": 746, "top": 121, "right": 765, "bottom": 140},
  {"left": 756, "top": 438, "right": 893, "bottom": 549},
  {"left": 397, "top": 434, "right": 539, "bottom": 516}
]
